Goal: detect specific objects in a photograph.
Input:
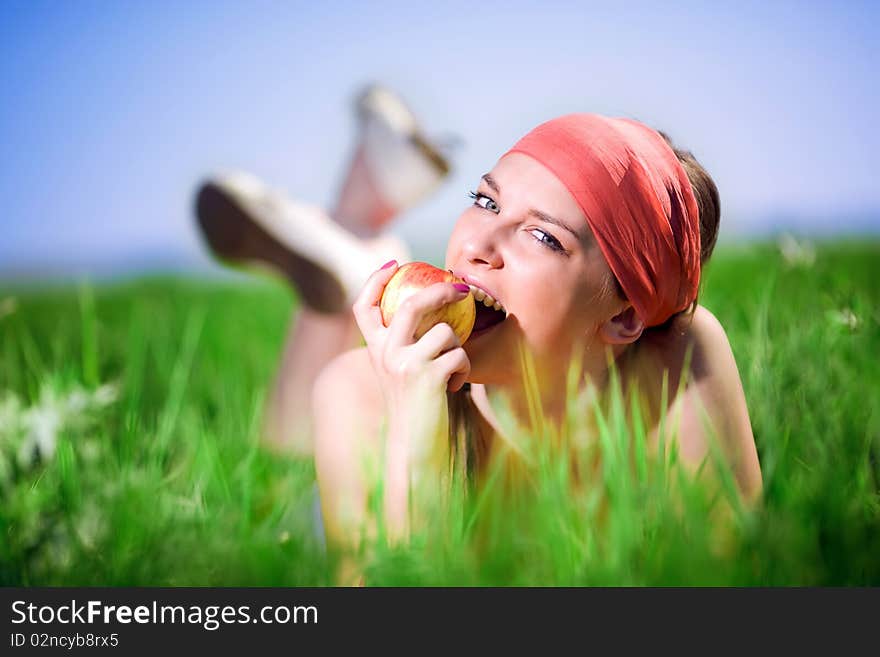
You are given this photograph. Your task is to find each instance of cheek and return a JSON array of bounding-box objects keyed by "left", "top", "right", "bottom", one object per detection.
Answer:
[
  {"left": 517, "top": 275, "right": 603, "bottom": 348},
  {"left": 444, "top": 212, "right": 471, "bottom": 267},
  {"left": 518, "top": 288, "right": 582, "bottom": 344}
]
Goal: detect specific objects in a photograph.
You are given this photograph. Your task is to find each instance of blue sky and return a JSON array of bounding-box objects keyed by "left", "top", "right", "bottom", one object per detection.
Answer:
[{"left": 1, "top": 0, "right": 878, "bottom": 276}]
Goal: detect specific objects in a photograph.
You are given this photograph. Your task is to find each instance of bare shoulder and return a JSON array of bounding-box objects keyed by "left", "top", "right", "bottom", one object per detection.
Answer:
[
  {"left": 657, "top": 305, "right": 746, "bottom": 417},
  {"left": 634, "top": 306, "right": 735, "bottom": 405},
  {"left": 648, "top": 305, "right": 729, "bottom": 367},
  {"left": 647, "top": 305, "right": 762, "bottom": 500},
  {"left": 686, "top": 305, "right": 730, "bottom": 356},
  {"left": 688, "top": 304, "right": 725, "bottom": 339},
  {"left": 312, "top": 346, "right": 385, "bottom": 452},
  {"left": 313, "top": 346, "right": 383, "bottom": 409}
]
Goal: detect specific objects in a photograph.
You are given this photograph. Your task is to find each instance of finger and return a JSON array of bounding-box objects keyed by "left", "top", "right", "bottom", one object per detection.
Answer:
[
  {"left": 351, "top": 260, "right": 399, "bottom": 341},
  {"left": 432, "top": 347, "right": 471, "bottom": 393},
  {"left": 447, "top": 370, "right": 469, "bottom": 393},
  {"left": 387, "top": 282, "right": 470, "bottom": 347},
  {"left": 410, "top": 321, "right": 461, "bottom": 361}
]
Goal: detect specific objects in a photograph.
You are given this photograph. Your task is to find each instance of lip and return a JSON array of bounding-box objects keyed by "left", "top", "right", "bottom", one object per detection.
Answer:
[{"left": 455, "top": 272, "right": 503, "bottom": 306}]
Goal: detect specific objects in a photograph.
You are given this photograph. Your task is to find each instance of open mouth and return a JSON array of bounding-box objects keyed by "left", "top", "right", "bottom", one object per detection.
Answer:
[{"left": 468, "top": 284, "right": 507, "bottom": 334}]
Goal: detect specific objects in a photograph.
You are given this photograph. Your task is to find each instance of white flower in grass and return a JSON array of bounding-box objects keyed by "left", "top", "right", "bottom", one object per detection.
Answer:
[
  {"left": 66, "top": 387, "right": 90, "bottom": 415},
  {"left": 67, "top": 382, "right": 119, "bottom": 414},
  {"left": 93, "top": 383, "right": 118, "bottom": 406},
  {"left": 778, "top": 233, "right": 816, "bottom": 267},
  {"left": 8, "top": 380, "right": 120, "bottom": 470},
  {"left": 18, "top": 404, "right": 62, "bottom": 466},
  {"left": 827, "top": 308, "right": 859, "bottom": 331}
]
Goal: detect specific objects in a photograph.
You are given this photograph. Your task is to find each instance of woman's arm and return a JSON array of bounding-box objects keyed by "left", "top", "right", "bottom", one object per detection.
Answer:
[
  {"left": 313, "top": 262, "right": 471, "bottom": 584},
  {"left": 662, "top": 306, "right": 763, "bottom": 502},
  {"left": 382, "top": 387, "right": 452, "bottom": 544},
  {"left": 313, "top": 346, "right": 458, "bottom": 585},
  {"left": 312, "top": 348, "right": 384, "bottom": 585}
]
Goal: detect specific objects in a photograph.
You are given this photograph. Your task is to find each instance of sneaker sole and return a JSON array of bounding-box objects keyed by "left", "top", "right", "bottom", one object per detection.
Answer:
[{"left": 195, "top": 182, "right": 347, "bottom": 314}]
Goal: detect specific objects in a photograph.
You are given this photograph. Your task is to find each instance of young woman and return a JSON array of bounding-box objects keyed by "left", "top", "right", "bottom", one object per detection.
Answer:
[{"left": 196, "top": 87, "right": 762, "bottom": 585}]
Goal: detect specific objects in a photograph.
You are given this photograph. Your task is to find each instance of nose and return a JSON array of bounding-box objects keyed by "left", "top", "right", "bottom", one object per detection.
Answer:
[{"left": 463, "top": 223, "right": 504, "bottom": 269}]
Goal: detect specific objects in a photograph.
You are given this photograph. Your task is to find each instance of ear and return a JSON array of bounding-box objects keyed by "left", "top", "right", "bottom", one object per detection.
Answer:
[{"left": 599, "top": 304, "right": 646, "bottom": 345}]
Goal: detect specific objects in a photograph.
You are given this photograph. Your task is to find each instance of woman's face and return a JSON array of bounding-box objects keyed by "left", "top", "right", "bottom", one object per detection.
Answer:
[{"left": 445, "top": 152, "right": 625, "bottom": 385}]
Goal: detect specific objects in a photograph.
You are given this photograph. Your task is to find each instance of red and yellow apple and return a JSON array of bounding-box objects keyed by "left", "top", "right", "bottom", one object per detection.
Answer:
[{"left": 379, "top": 262, "right": 475, "bottom": 344}]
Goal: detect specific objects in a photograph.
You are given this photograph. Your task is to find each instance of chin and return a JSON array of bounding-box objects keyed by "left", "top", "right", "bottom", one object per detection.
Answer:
[
  {"left": 462, "top": 351, "right": 516, "bottom": 386},
  {"left": 463, "top": 323, "right": 527, "bottom": 383}
]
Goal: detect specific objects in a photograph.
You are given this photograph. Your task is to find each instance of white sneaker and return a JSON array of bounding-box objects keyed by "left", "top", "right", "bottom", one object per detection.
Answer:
[
  {"left": 333, "top": 84, "right": 452, "bottom": 235},
  {"left": 357, "top": 83, "right": 451, "bottom": 204},
  {"left": 195, "top": 171, "right": 410, "bottom": 313}
]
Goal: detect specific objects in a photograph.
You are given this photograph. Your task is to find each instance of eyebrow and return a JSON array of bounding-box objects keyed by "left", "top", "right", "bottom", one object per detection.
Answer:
[
  {"left": 528, "top": 208, "right": 583, "bottom": 243},
  {"left": 481, "top": 173, "right": 499, "bottom": 193},
  {"left": 480, "top": 173, "right": 584, "bottom": 244}
]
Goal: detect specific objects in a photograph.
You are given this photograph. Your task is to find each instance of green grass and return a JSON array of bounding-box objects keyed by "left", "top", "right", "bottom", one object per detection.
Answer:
[{"left": 1, "top": 239, "right": 879, "bottom": 586}]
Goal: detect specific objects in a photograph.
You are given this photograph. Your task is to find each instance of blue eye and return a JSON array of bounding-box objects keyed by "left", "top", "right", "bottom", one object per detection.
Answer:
[
  {"left": 530, "top": 228, "right": 566, "bottom": 253},
  {"left": 468, "top": 190, "right": 567, "bottom": 256},
  {"left": 469, "top": 191, "right": 499, "bottom": 213}
]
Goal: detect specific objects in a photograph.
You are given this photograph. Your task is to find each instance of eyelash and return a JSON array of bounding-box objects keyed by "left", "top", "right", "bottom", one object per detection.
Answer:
[
  {"left": 468, "top": 190, "right": 498, "bottom": 212},
  {"left": 468, "top": 190, "right": 567, "bottom": 254}
]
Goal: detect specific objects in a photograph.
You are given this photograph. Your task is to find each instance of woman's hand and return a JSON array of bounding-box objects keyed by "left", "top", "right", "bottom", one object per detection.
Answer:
[
  {"left": 352, "top": 260, "right": 472, "bottom": 412},
  {"left": 351, "top": 260, "right": 471, "bottom": 541}
]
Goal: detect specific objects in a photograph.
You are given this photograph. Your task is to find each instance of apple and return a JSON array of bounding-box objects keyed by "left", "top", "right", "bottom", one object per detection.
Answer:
[{"left": 380, "top": 262, "right": 476, "bottom": 344}]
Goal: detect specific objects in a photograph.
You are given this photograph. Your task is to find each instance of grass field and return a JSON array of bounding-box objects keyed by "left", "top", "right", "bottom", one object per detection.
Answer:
[{"left": 1, "top": 239, "right": 878, "bottom": 586}]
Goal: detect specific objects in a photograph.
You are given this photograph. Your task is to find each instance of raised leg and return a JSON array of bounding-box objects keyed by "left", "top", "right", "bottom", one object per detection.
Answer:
[
  {"left": 195, "top": 84, "right": 449, "bottom": 458},
  {"left": 261, "top": 86, "right": 448, "bottom": 457},
  {"left": 262, "top": 305, "right": 363, "bottom": 456},
  {"left": 261, "top": 153, "right": 408, "bottom": 454}
]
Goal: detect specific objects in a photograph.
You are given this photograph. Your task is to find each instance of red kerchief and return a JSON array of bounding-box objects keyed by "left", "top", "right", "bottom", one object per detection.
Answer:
[{"left": 506, "top": 114, "right": 701, "bottom": 327}]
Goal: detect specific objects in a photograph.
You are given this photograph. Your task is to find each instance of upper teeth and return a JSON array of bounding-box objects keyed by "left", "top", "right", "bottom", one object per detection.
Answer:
[{"left": 467, "top": 284, "right": 507, "bottom": 315}]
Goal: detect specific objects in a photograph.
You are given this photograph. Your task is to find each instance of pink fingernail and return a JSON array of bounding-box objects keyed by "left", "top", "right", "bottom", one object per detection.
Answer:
[
  {"left": 454, "top": 283, "right": 470, "bottom": 293},
  {"left": 381, "top": 260, "right": 397, "bottom": 269}
]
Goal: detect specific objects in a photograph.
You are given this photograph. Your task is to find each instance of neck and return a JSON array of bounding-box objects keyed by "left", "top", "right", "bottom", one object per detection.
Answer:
[{"left": 473, "top": 342, "right": 628, "bottom": 436}]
